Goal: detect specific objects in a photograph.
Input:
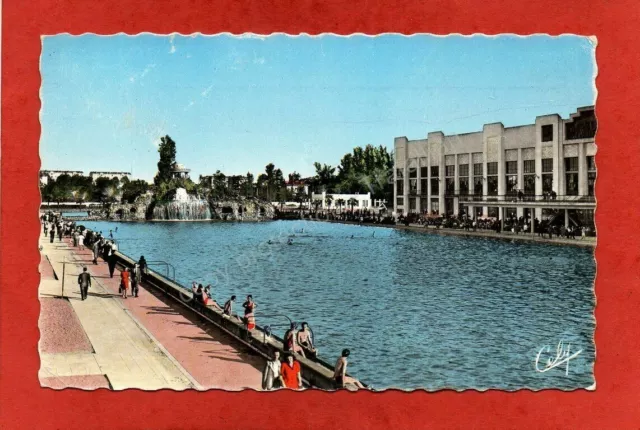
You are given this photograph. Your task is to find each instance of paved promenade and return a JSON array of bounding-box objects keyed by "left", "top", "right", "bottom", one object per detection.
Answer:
[{"left": 39, "top": 233, "right": 263, "bottom": 391}]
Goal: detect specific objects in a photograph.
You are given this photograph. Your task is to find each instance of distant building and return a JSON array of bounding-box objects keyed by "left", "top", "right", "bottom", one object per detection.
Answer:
[
  {"left": 89, "top": 171, "right": 131, "bottom": 181},
  {"left": 393, "top": 106, "right": 596, "bottom": 227},
  {"left": 170, "top": 162, "right": 190, "bottom": 180},
  {"left": 285, "top": 177, "right": 312, "bottom": 195},
  {"left": 311, "top": 191, "right": 377, "bottom": 211},
  {"left": 40, "top": 170, "right": 84, "bottom": 185}
]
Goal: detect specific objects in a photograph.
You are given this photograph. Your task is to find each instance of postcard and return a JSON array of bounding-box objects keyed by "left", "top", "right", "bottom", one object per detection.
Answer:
[{"left": 38, "top": 33, "right": 597, "bottom": 392}]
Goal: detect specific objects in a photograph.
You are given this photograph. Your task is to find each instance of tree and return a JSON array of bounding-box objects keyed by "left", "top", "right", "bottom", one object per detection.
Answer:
[
  {"left": 313, "top": 162, "right": 336, "bottom": 193},
  {"left": 336, "top": 198, "right": 346, "bottom": 213},
  {"left": 348, "top": 197, "right": 358, "bottom": 211},
  {"left": 325, "top": 194, "right": 334, "bottom": 212},
  {"left": 154, "top": 135, "right": 177, "bottom": 187},
  {"left": 244, "top": 172, "right": 254, "bottom": 198},
  {"left": 122, "top": 179, "right": 150, "bottom": 203}
]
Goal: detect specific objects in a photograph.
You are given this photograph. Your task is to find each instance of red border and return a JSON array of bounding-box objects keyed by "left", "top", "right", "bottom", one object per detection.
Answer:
[{"left": 2, "top": 1, "right": 640, "bottom": 428}]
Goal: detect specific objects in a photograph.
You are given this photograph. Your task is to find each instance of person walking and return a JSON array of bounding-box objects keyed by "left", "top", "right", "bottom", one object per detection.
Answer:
[
  {"left": 120, "top": 267, "right": 130, "bottom": 299},
  {"left": 262, "top": 350, "right": 282, "bottom": 391},
  {"left": 57, "top": 225, "right": 63, "bottom": 241},
  {"left": 131, "top": 263, "right": 141, "bottom": 298},
  {"left": 49, "top": 227, "right": 55, "bottom": 244},
  {"left": 77, "top": 267, "right": 91, "bottom": 301},
  {"left": 92, "top": 240, "right": 100, "bottom": 265},
  {"left": 279, "top": 353, "right": 303, "bottom": 390},
  {"left": 107, "top": 243, "right": 118, "bottom": 278},
  {"left": 78, "top": 232, "right": 85, "bottom": 251}
]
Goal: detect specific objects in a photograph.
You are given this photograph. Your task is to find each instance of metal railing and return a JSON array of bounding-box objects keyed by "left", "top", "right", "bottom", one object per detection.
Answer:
[
  {"left": 145, "top": 261, "right": 176, "bottom": 280},
  {"left": 457, "top": 194, "right": 595, "bottom": 203}
]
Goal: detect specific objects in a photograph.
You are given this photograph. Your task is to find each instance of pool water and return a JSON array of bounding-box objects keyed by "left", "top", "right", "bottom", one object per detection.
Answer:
[{"left": 80, "top": 219, "right": 595, "bottom": 390}]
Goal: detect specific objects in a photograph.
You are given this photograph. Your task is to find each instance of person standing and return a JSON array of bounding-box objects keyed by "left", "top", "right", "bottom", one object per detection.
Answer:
[
  {"left": 279, "top": 353, "right": 303, "bottom": 390},
  {"left": 138, "top": 256, "right": 148, "bottom": 276},
  {"left": 92, "top": 240, "right": 100, "bottom": 265},
  {"left": 77, "top": 267, "right": 91, "bottom": 301},
  {"left": 262, "top": 350, "right": 282, "bottom": 391},
  {"left": 49, "top": 227, "right": 55, "bottom": 243},
  {"left": 78, "top": 232, "right": 85, "bottom": 251},
  {"left": 120, "top": 267, "right": 130, "bottom": 299},
  {"left": 57, "top": 225, "right": 63, "bottom": 241},
  {"left": 242, "top": 295, "right": 257, "bottom": 330},
  {"left": 131, "top": 263, "right": 141, "bottom": 298},
  {"left": 107, "top": 242, "right": 118, "bottom": 278}
]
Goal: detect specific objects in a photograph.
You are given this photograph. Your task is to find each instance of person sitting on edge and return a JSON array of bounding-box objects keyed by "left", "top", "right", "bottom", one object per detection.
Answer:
[
  {"left": 223, "top": 295, "right": 236, "bottom": 317},
  {"left": 279, "top": 353, "right": 303, "bottom": 390},
  {"left": 283, "top": 322, "right": 297, "bottom": 353},
  {"left": 333, "top": 349, "right": 366, "bottom": 390},
  {"left": 297, "top": 322, "right": 316, "bottom": 358},
  {"left": 262, "top": 350, "right": 282, "bottom": 391}
]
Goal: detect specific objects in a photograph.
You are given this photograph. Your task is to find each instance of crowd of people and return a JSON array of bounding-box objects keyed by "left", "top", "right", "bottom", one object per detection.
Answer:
[
  {"left": 306, "top": 209, "right": 395, "bottom": 225},
  {"left": 42, "top": 212, "right": 367, "bottom": 391},
  {"left": 397, "top": 212, "right": 594, "bottom": 239}
]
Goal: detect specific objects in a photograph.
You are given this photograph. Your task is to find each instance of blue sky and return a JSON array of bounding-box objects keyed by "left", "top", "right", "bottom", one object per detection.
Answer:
[{"left": 40, "top": 34, "right": 596, "bottom": 181}]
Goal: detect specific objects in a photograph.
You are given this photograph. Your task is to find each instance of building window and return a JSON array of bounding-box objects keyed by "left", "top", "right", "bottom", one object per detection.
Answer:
[
  {"left": 542, "top": 158, "right": 553, "bottom": 173},
  {"left": 488, "top": 207, "right": 498, "bottom": 218},
  {"left": 420, "top": 166, "right": 428, "bottom": 178},
  {"left": 409, "top": 198, "right": 417, "bottom": 211},
  {"left": 588, "top": 172, "right": 596, "bottom": 196},
  {"left": 486, "top": 162, "right": 498, "bottom": 196},
  {"left": 445, "top": 178, "right": 455, "bottom": 195},
  {"left": 420, "top": 198, "right": 428, "bottom": 212},
  {"left": 459, "top": 164, "right": 469, "bottom": 177},
  {"left": 524, "top": 174, "right": 535, "bottom": 195},
  {"left": 473, "top": 163, "right": 483, "bottom": 176},
  {"left": 506, "top": 176, "right": 518, "bottom": 195},
  {"left": 542, "top": 174, "right": 553, "bottom": 194},
  {"left": 409, "top": 167, "right": 417, "bottom": 178},
  {"left": 459, "top": 177, "right": 469, "bottom": 195},
  {"left": 445, "top": 165, "right": 455, "bottom": 177},
  {"left": 565, "top": 157, "right": 578, "bottom": 196},
  {"left": 420, "top": 179, "right": 428, "bottom": 194},
  {"left": 409, "top": 179, "right": 418, "bottom": 194},
  {"left": 474, "top": 177, "right": 483, "bottom": 195},
  {"left": 587, "top": 156, "right": 596, "bottom": 171},
  {"left": 430, "top": 198, "right": 439, "bottom": 214},
  {"left": 505, "top": 161, "right": 517, "bottom": 175},
  {"left": 396, "top": 197, "right": 403, "bottom": 207},
  {"left": 487, "top": 162, "right": 498, "bottom": 175},
  {"left": 487, "top": 176, "right": 498, "bottom": 196},
  {"left": 542, "top": 124, "right": 553, "bottom": 142},
  {"left": 430, "top": 166, "right": 439, "bottom": 177},
  {"left": 396, "top": 180, "right": 404, "bottom": 195},
  {"left": 524, "top": 160, "right": 535, "bottom": 174},
  {"left": 396, "top": 169, "right": 404, "bottom": 180},
  {"left": 430, "top": 178, "right": 439, "bottom": 195},
  {"left": 564, "top": 157, "right": 579, "bottom": 173}
]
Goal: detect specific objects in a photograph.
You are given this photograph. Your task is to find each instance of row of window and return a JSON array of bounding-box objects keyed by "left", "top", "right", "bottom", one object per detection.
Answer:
[{"left": 398, "top": 156, "right": 595, "bottom": 179}]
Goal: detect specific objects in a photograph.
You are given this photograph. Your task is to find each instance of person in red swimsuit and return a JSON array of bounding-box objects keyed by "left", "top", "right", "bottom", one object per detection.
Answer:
[
  {"left": 242, "top": 295, "right": 257, "bottom": 330},
  {"left": 279, "top": 353, "right": 303, "bottom": 390}
]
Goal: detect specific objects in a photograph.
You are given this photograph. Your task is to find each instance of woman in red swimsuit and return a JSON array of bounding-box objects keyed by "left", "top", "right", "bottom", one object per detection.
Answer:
[{"left": 242, "top": 295, "right": 257, "bottom": 330}]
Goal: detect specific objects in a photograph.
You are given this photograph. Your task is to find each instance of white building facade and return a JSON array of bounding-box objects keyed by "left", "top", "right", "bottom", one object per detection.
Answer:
[
  {"left": 88, "top": 171, "right": 131, "bottom": 181},
  {"left": 394, "top": 107, "right": 596, "bottom": 226}
]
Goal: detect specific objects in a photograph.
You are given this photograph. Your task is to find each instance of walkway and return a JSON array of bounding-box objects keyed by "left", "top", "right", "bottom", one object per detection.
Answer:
[{"left": 38, "top": 233, "right": 263, "bottom": 391}]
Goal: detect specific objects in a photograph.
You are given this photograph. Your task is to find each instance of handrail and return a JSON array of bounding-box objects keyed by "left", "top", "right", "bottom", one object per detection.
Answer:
[
  {"left": 457, "top": 194, "right": 595, "bottom": 203},
  {"left": 145, "top": 261, "right": 176, "bottom": 280}
]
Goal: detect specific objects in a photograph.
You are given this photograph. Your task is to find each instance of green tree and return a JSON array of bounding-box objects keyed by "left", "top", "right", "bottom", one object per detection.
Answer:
[
  {"left": 154, "top": 135, "right": 177, "bottom": 187},
  {"left": 348, "top": 197, "right": 358, "bottom": 211},
  {"left": 313, "top": 162, "right": 336, "bottom": 193},
  {"left": 336, "top": 198, "right": 346, "bottom": 213},
  {"left": 122, "top": 179, "right": 150, "bottom": 203}
]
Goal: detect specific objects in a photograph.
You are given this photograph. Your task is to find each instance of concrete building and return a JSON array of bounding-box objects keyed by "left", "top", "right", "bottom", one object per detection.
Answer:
[
  {"left": 40, "top": 170, "right": 84, "bottom": 185},
  {"left": 394, "top": 106, "right": 596, "bottom": 227},
  {"left": 311, "top": 191, "right": 385, "bottom": 211},
  {"left": 89, "top": 171, "right": 131, "bottom": 181}
]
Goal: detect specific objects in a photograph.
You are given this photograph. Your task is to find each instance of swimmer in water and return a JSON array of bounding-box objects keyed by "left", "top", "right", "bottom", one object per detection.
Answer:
[
  {"left": 287, "top": 238, "right": 293, "bottom": 245},
  {"left": 351, "top": 235, "right": 354, "bottom": 239},
  {"left": 267, "top": 240, "right": 273, "bottom": 244},
  {"left": 372, "top": 231, "right": 375, "bottom": 237}
]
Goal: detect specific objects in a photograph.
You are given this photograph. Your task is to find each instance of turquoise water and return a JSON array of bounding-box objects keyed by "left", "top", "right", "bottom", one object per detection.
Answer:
[{"left": 81, "top": 220, "right": 595, "bottom": 390}]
